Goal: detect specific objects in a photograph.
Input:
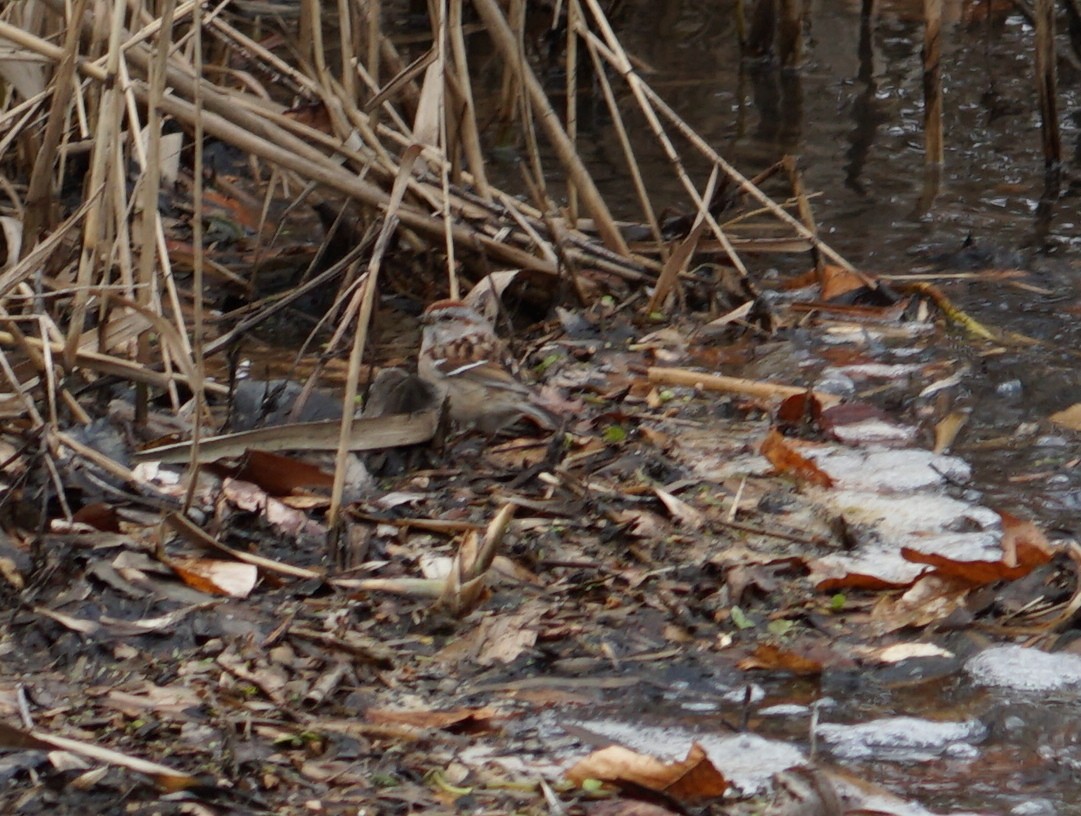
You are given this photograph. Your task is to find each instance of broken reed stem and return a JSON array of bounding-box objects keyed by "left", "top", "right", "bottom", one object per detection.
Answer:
[
  {"left": 576, "top": 8, "right": 753, "bottom": 279},
  {"left": 921, "top": 0, "right": 943, "bottom": 166},
  {"left": 647, "top": 167, "right": 719, "bottom": 312},
  {"left": 449, "top": 0, "right": 491, "bottom": 200},
  {"left": 565, "top": 0, "right": 580, "bottom": 227},
  {"left": 181, "top": 0, "right": 208, "bottom": 510},
  {"left": 65, "top": 0, "right": 128, "bottom": 372},
  {"left": 631, "top": 66, "right": 855, "bottom": 273},
  {"left": 648, "top": 366, "right": 841, "bottom": 407},
  {"left": 135, "top": 0, "right": 178, "bottom": 428},
  {"left": 782, "top": 156, "right": 821, "bottom": 272}
]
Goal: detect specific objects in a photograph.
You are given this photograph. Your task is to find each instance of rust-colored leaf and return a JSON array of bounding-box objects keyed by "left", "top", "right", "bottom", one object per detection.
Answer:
[
  {"left": 818, "top": 402, "right": 895, "bottom": 433},
  {"left": 776, "top": 391, "right": 823, "bottom": 433},
  {"left": 760, "top": 429, "right": 833, "bottom": 487},
  {"left": 230, "top": 450, "right": 334, "bottom": 495},
  {"left": 282, "top": 101, "right": 334, "bottom": 133},
  {"left": 72, "top": 502, "right": 121, "bottom": 532},
  {"left": 737, "top": 643, "right": 823, "bottom": 675},
  {"left": 901, "top": 513, "right": 1052, "bottom": 587},
  {"left": 818, "top": 263, "right": 872, "bottom": 302},
  {"left": 169, "top": 557, "right": 258, "bottom": 598},
  {"left": 812, "top": 568, "right": 915, "bottom": 592},
  {"left": 901, "top": 547, "right": 1030, "bottom": 586}
]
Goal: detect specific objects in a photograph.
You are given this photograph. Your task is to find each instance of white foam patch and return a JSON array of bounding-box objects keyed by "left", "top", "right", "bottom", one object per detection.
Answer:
[
  {"left": 832, "top": 363, "right": 925, "bottom": 380},
  {"left": 812, "top": 545, "right": 927, "bottom": 585}
]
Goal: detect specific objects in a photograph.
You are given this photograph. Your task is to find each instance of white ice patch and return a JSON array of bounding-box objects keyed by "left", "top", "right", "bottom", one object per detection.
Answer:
[
  {"left": 828, "top": 418, "right": 918, "bottom": 445},
  {"left": 808, "top": 447, "right": 971, "bottom": 492},
  {"left": 830, "top": 363, "right": 925, "bottom": 380},
  {"left": 820, "top": 490, "right": 999, "bottom": 543},
  {"left": 816, "top": 716, "right": 986, "bottom": 762},
  {"left": 567, "top": 720, "right": 805, "bottom": 794},
  {"left": 967, "top": 645, "right": 1081, "bottom": 692}
]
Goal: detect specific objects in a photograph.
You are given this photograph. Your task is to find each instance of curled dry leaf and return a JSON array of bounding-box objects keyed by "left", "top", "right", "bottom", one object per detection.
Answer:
[
  {"left": 566, "top": 743, "right": 727, "bottom": 802},
  {"left": 437, "top": 503, "right": 515, "bottom": 615},
  {"left": 869, "top": 574, "right": 970, "bottom": 633},
  {"left": 901, "top": 511, "right": 1052, "bottom": 587},
  {"left": 365, "top": 706, "right": 499, "bottom": 732},
  {"left": 766, "top": 765, "right": 844, "bottom": 816},
  {"left": 818, "top": 262, "right": 874, "bottom": 302}
]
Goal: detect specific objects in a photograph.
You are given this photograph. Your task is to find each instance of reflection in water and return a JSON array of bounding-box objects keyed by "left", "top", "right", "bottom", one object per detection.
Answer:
[
  {"left": 1031, "top": 169, "right": 1061, "bottom": 250},
  {"left": 748, "top": 63, "right": 802, "bottom": 153},
  {"left": 844, "top": 0, "right": 888, "bottom": 195}
]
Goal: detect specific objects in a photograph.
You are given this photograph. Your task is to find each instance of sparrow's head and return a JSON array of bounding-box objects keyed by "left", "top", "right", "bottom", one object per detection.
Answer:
[{"left": 421, "top": 299, "right": 491, "bottom": 344}]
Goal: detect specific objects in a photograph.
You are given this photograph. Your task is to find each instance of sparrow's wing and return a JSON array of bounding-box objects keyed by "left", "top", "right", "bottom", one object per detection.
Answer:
[
  {"left": 430, "top": 337, "right": 528, "bottom": 392},
  {"left": 430, "top": 354, "right": 531, "bottom": 395}
]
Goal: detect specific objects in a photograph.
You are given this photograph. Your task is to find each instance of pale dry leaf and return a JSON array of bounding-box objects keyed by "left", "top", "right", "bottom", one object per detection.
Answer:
[{"left": 654, "top": 487, "right": 703, "bottom": 530}]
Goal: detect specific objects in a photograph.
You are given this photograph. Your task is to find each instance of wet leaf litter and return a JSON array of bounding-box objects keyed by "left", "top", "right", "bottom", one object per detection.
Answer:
[{"left": 4, "top": 264, "right": 1074, "bottom": 814}]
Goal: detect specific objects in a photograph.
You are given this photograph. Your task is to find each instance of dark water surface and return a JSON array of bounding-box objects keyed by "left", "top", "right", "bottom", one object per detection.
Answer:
[{"left": 601, "top": 0, "right": 1079, "bottom": 259}]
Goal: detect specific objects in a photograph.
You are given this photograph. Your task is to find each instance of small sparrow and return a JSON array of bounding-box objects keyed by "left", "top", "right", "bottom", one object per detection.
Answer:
[{"left": 418, "top": 299, "right": 558, "bottom": 433}]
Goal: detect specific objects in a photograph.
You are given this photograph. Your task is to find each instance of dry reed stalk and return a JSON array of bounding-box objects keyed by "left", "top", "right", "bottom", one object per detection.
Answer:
[
  {"left": 472, "top": 0, "right": 629, "bottom": 256},
  {"left": 21, "top": 0, "right": 86, "bottom": 251},
  {"left": 630, "top": 70, "right": 856, "bottom": 272},
  {"left": 0, "top": 0, "right": 859, "bottom": 503},
  {"left": 565, "top": 0, "right": 580, "bottom": 226},
  {"left": 180, "top": 0, "right": 208, "bottom": 511},
  {"left": 328, "top": 146, "right": 422, "bottom": 529},
  {"left": 449, "top": 0, "right": 490, "bottom": 199},
  {"left": 647, "top": 167, "right": 718, "bottom": 312},
  {"left": 782, "top": 156, "right": 821, "bottom": 272}
]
